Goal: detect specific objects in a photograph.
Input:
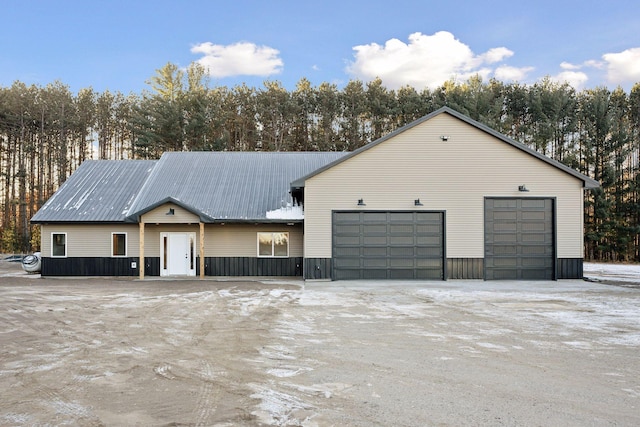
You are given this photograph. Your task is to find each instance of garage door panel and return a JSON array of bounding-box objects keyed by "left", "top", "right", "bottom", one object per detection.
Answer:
[
  {"left": 334, "top": 247, "right": 362, "bottom": 257},
  {"left": 334, "top": 235, "right": 361, "bottom": 245},
  {"left": 522, "top": 269, "right": 553, "bottom": 280},
  {"left": 416, "top": 236, "right": 442, "bottom": 245},
  {"left": 493, "top": 222, "right": 518, "bottom": 232},
  {"left": 416, "top": 223, "right": 442, "bottom": 233},
  {"left": 388, "top": 258, "right": 414, "bottom": 268},
  {"left": 493, "top": 211, "right": 518, "bottom": 220},
  {"left": 416, "top": 212, "right": 442, "bottom": 221},
  {"left": 389, "top": 270, "right": 416, "bottom": 279},
  {"left": 416, "top": 247, "right": 443, "bottom": 257},
  {"left": 489, "top": 245, "right": 518, "bottom": 256},
  {"left": 363, "top": 224, "right": 387, "bottom": 234},
  {"left": 362, "top": 247, "right": 387, "bottom": 257},
  {"left": 362, "top": 269, "right": 388, "bottom": 279},
  {"left": 389, "top": 247, "right": 413, "bottom": 257},
  {"left": 522, "top": 233, "right": 547, "bottom": 243},
  {"left": 389, "top": 235, "right": 414, "bottom": 245},
  {"left": 335, "top": 224, "right": 361, "bottom": 234},
  {"left": 337, "top": 212, "right": 361, "bottom": 222},
  {"left": 521, "top": 257, "right": 553, "bottom": 268},
  {"left": 363, "top": 212, "right": 387, "bottom": 222},
  {"left": 388, "top": 212, "right": 414, "bottom": 222},
  {"left": 333, "top": 211, "right": 444, "bottom": 280},
  {"left": 334, "top": 258, "right": 361, "bottom": 268},
  {"left": 335, "top": 269, "right": 362, "bottom": 280},
  {"left": 417, "top": 258, "right": 443, "bottom": 268},
  {"left": 416, "top": 269, "right": 444, "bottom": 280},
  {"left": 363, "top": 236, "right": 387, "bottom": 245},
  {"left": 521, "top": 199, "right": 548, "bottom": 208},
  {"left": 522, "top": 223, "right": 547, "bottom": 232},
  {"left": 363, "top": 258, "right": 388, "bottom": 268},
  {"left": 493, "top": 234, "right": 518, "bottom": 242},
  {"left": 522, "top": 211, "right": 547, "bottom": 221},
  {"left": 491, "top": 199, "right": 518, "bottom": 208},
  {"left": 390, "top": 224, "right": 414, "bottom": 234},
  {"left": 493, "top": 269, "right": 519, "bottom": 279}
]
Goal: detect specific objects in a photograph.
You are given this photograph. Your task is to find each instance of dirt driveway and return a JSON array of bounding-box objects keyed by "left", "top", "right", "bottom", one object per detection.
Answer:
[{"left": 1, "top": 261, "right": 639, "bottom": 426}]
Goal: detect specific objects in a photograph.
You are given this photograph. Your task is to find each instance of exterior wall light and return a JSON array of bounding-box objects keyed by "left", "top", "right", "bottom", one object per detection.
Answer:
[
  {"left": 440, "top": 135, "right": 449, "bottom": 141},
  {"left": 166, "top": 208, "right": 175, "bottom": 215},
  {"left": 414, "top": 199, "right": 423, "bottom": 206},
  {"left": 357, "top": 199, "right": 366, "bottom": 206},
  {"left": 518, "top": 185, "right": 529, "bottom": 192}
]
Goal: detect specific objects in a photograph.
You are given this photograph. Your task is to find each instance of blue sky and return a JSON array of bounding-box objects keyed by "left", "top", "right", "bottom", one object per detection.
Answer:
[{"left": 1, "top": 0, "right": 639, "bottom": 94}]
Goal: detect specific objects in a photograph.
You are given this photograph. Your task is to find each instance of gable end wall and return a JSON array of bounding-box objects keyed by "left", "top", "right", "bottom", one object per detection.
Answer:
[{"left": 303, "top": 113, "right": 585, "bottom": 260}]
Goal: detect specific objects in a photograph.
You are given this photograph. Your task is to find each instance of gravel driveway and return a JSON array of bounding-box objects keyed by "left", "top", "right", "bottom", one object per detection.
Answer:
[{"left": 1, "top": 260, "right": 639, "bottom": 426}]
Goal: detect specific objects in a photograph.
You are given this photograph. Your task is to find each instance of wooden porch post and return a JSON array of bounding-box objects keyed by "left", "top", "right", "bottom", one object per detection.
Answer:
[
  {"left": 199, "top": 222, "right": 205, "bottom": 279},
  {"left": 139, "top": 222, "right": 145, "bottom": 280}
]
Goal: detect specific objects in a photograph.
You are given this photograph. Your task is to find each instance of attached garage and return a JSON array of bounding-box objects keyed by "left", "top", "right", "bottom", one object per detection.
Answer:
[
  {"left": 484, "top": 198, "right": 555, "bottom": 280},
  {"left": 332, "top": 211, "right": 444, "bottom": 280},
  {"left": 294, "top": 107, "right": 599, "bottom": 281}
]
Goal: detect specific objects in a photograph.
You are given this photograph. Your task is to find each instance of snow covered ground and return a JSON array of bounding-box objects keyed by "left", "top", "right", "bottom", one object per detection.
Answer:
[
  {"left": 584, "top": 262, "right": 640, "bottom": 284},
  {"left": 1, "top": 259, "right": 639, "bottom": 425}
]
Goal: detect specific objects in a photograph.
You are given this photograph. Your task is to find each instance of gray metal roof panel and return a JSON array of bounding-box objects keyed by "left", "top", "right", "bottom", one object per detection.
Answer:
[
  {"left": 31, "top": 160, "right": 158, "bottom": 223},
  {"left": 126, "top": 151, "right": 347, "bottom": 221}
]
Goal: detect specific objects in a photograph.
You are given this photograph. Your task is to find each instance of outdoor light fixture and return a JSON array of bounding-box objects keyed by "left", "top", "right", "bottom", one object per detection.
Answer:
[
  {"left": 440, "top": 135, "right": 449, "bottom": 141},
  {"left": 166, "top": 208, "right": 175, "bottom": 215},
  {"left": 414, "top": 199, "right": 423, "bottom": 206},
  {"left": 518, "top": 185, "right": 529, "bottom": 192},
  {"left": 357, "top": 198, "right": 366, "bottom": 206}
]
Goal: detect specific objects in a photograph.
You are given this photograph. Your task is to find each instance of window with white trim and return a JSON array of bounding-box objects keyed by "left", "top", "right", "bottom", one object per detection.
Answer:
[
  {"left": 52, "top": 233, "right": 67, "bottom": 257},
  {"left": 257, "top": 232, "right": 289, "bottom": 257},
  {"left": 112, "top": 232, "right": 127, "bottom": 257}
]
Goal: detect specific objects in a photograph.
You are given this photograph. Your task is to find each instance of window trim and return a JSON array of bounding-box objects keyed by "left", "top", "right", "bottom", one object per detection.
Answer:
[
  {"left": 51, "top": 232, "right": 67, "bottom": 258},
  {"left": 111, "top": 232, "right": 127, "bottom": 257},
  {"left": 257, "top": 232, "right": 290, "bottom": 258}
]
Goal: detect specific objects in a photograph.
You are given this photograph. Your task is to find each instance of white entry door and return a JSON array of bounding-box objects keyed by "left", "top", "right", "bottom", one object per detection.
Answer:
[{"left": 161, "top": 232, "right": 196, "bottom": 276}]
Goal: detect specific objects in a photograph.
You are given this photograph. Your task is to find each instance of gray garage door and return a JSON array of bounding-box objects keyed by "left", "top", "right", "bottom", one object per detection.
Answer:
[
  {"left": 332, "top": 211, "right": 444, "bottom": 280},
  {"left": 485, "top": 198, "right": 555, "bottom": 280}
]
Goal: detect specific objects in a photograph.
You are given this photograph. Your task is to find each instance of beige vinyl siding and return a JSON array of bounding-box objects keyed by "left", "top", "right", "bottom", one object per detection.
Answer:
[
  {"left": 41, "top": 224, "right": 139, "bottom": 257},
  {"left": 304, "top": 113, "right": 585, "bottom": 259},
  {"left": 204, "top": 224, "right": 303, "bottom": 257},
  {"left": 42, "top": 222, "right": 303, "bottom": 258},
  {"left": 141, "top": 203, "right": 200, "bottom": 224}
]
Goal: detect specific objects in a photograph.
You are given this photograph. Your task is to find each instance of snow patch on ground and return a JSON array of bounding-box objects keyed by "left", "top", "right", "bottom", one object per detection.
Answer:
[{"left": 584, "top": 262, "right": 640, "bottom": 283}]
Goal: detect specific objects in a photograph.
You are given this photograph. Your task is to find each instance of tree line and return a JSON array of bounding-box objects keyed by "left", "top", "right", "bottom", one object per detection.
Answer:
[{"left": 1, "top": 62, "right": 639, "bottom": 261}]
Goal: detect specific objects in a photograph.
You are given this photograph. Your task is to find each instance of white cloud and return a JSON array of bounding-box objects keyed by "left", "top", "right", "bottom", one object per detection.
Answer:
[
  {"left": 549, "top": 71, "right": 589, "bottom": 89},
  {"left": 191, "top": 41, "right": 283, "bottom": 78},
  {"left": 479, "top": 47, "right": 514, "bottom": 64},
  {"left": 584, "top": 59, "right": 604, "bottom": 69},
  {"left": 494, "top": 65, "right": 534, "bottom": 82},
  {"left": 602, "top": 47, "right": 640, "bottom": 85},
  {"left": 346, "top": 31, "right": 524, "bottom": 90},
  {"left": 560, "top": 61, "right": 580, "bottom": 70}
]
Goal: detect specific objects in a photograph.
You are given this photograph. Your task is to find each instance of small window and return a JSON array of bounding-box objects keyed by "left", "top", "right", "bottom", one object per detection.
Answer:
[
  {"left": 52, "top": 233, "right": 67, "bottom": 257},
  {"left": 112, "top": 233, "right": 127, "bottom": 257},
  {"left": 257, "top": 232, "right": 289, "bottom": 257}
]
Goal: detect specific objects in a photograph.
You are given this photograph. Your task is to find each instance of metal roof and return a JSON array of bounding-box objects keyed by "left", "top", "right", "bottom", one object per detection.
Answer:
[
  {"left": 31, "top": 160, "right": 157, "bottom": 223},
  {"left": 291, "top": 106, "right": 600, "bottom": 190},
  {"left": 125, "top": 151, "right": 347, "bottom": 222},
  {"left": 32, "top": 152, "right": 346, "bottom": 224}
]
